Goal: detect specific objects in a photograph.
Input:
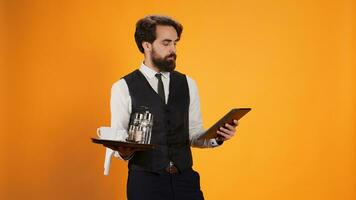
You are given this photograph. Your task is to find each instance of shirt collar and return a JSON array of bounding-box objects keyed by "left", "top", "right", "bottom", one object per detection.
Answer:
[{"left": 139, "top": 62, "right": 170, "bottom": 80}]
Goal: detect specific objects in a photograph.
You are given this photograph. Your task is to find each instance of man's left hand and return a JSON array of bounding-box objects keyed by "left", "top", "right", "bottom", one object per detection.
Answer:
[{"left": 216, "top": 120, "right": 239, "bottom": 142}]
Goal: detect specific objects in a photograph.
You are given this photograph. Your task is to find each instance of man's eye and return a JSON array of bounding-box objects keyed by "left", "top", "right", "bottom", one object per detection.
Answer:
[{"left": 163, "top": 42, "right": 169, "bottom": 46}]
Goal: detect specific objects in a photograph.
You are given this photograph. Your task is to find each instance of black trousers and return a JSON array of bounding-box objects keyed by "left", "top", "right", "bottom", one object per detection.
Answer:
[{"left": 127, "top": 168, "right": 204, "bottom": 200}]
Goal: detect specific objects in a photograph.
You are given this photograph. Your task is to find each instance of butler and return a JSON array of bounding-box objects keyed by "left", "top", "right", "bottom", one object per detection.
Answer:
[{"left": 109, "top": 15, "right": 238, "bottom": 200}]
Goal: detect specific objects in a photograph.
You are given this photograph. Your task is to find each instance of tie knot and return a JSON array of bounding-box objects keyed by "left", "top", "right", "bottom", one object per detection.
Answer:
[{"left": 155, "top": 73, "right": 162, "bottom": 79}]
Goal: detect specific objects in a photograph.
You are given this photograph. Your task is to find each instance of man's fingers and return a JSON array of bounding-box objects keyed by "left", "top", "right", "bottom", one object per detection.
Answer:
[
  {"left": 217, "top": 130, "right": 232, "bottom": 140},
  {"left": 233, "top": 120, "right": 239, "bottom": 126},
  {"left": 215, "top": 120, "right": 239, "bottom": 142},
  {"left": 224, "top": 123, "right": 236, "bottom": 132},
  {"left": 219, "top": 126, "right": 235, "bottom": 136}
]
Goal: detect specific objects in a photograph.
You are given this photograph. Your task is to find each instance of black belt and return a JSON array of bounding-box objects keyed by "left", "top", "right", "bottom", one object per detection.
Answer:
[{"left": 129, "top": 162, "right": 180, "bottom": 174}]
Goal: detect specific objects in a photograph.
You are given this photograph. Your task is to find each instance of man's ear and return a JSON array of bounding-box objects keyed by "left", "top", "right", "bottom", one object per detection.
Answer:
[{"left": 142, "top": 41, "right": 152, "bottom": 52}]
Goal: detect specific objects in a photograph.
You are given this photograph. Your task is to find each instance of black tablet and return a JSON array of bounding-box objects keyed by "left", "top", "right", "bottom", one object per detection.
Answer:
[{"left": 198, "top": 108, "right": 251, "bottom": 140}]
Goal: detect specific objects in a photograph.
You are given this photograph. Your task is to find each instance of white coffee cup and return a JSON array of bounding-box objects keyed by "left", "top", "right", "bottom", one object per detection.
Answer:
[
  {"left": 97, "top": 127, "right": 128, "bottom": 141},
  {"left": 97, "top": 127, "right": 117, "bottom": 140}
]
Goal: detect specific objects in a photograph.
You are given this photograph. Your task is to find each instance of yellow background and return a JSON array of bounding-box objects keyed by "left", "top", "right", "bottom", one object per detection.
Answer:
[{"left": 1, "top": 0, "right": 355, "bottom": 199}]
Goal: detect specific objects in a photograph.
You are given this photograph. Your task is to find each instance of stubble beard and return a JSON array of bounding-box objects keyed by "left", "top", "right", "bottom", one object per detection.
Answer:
[{"left": 151, "top": 49, "right": 177, "bottom": 72}]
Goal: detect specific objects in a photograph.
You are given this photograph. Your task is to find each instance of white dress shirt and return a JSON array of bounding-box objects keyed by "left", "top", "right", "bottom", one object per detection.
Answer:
[{"left": 110, "top": 62, "right": 220, "bottom": 160}]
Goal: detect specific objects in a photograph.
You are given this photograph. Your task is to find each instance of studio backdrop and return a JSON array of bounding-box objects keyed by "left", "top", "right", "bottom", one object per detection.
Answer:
[{"left": 1, "top": 0, "right": 355, "bottom": 200}]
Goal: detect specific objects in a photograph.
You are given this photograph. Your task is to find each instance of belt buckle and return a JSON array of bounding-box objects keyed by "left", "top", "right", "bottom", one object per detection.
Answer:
[{"left": 166, "top": 161, "right": 178, "bottom": 174}]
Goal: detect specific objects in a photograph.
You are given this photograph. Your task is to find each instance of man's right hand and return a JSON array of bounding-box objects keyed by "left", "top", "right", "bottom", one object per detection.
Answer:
[
  {"left": 103, "top": 144, "right": 135, "bottom": 159},
  {"left": 117, "top": 146, "right": 135, "bottom": 158}
]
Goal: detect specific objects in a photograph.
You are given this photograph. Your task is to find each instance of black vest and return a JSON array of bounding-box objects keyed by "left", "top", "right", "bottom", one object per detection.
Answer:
[{"left": 123, "top": 69, "right": 193, "bottom": 173}]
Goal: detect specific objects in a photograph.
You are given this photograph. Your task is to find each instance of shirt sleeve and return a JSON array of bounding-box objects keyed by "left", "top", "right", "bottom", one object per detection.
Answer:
[
  {"left": 186, "top": 76, "right": 221, "bottom": 148},
  {"left": 110, "top": 79, "right": 133, "bottom": 160}
]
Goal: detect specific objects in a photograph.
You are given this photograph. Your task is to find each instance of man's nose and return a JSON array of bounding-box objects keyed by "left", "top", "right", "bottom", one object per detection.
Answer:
[{"left": 170, "top": 43, "right": 176, "bottom": 53}]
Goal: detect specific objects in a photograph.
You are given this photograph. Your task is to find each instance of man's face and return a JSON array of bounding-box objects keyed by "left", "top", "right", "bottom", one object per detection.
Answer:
[{"left": 150, "top": 25, "right": 179, "bottom": 72}]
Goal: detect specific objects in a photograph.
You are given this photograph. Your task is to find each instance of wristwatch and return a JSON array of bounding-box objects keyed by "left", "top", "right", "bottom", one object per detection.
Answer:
[{"left": 215, "top": 137, "right": 224, "bottom": 145}]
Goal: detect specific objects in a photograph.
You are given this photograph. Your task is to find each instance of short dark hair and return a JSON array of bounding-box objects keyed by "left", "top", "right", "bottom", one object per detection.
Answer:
[{"left": 134, "top": 15, "right": 183, "bottom": 53}]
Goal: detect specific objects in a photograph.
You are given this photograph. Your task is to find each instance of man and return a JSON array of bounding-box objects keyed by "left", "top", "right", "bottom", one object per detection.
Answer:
[{"left": 109, "top": 15, "right": 238, "bottom": 200}]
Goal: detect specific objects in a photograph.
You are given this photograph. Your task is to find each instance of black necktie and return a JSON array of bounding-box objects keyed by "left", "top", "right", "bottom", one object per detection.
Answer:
[{"left": 155, "top": 73, "right": 166, "bottom": 103}]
